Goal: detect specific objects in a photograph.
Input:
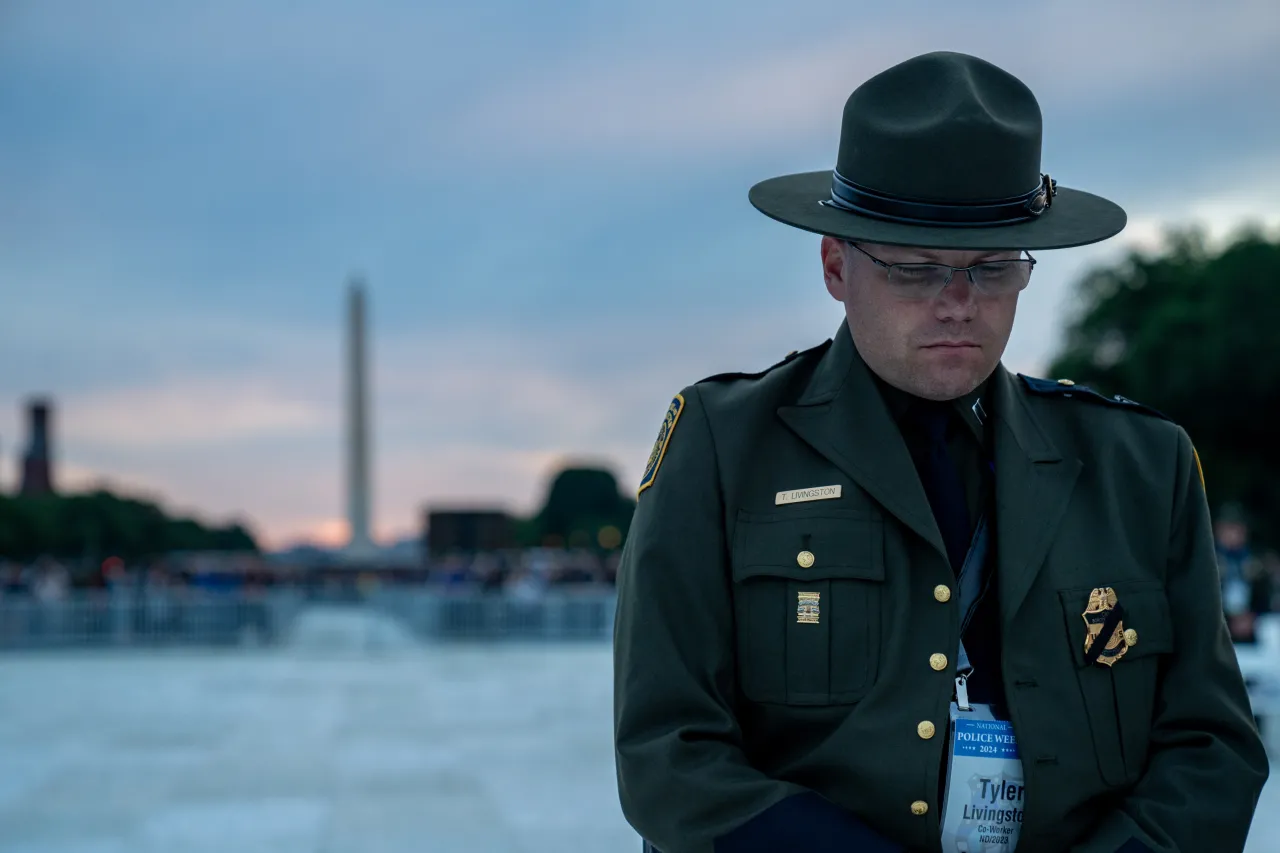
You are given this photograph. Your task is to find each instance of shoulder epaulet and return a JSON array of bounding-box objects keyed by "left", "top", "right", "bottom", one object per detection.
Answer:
[
  {"left": 697, "top": 339, "right": 832, "bottom": 385},
  {"left": 1018, "top": 375, "right": 1170, "bottom": 421}
]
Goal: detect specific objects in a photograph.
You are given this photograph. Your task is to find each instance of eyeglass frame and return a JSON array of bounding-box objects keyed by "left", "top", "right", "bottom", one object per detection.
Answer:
[{"left": 843, "top": 240, "right": 1037, "bottom": 299}]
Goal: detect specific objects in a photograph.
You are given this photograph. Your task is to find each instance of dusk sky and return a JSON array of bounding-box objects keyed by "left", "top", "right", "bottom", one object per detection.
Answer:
[{"left": 2, "top": 1, "right": 1278, "bottom": 550}]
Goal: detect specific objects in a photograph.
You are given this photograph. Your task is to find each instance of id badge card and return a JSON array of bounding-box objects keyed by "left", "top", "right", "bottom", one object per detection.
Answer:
[{"left": 940, "top": 702, "right": 1025, "bottom": 852}]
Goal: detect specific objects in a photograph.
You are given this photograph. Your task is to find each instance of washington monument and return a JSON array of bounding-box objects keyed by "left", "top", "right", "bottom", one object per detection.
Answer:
[{"left": 344, "top": 276, "right": 377, "bottom": 560}]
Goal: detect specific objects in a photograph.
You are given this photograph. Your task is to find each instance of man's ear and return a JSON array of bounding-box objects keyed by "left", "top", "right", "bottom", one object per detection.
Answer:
[{"left": 821, "top": 236, "right": 848, "bottom": 302}]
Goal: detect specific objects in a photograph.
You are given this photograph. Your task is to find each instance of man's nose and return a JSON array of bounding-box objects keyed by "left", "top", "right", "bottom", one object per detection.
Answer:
[{"left": 934, "top": 270, "right": 978, "bottom": 319}]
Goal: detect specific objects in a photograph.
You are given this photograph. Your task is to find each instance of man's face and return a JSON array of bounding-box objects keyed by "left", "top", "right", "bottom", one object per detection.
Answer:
[{"left": 822, "top": 237, "right": 1022, "bottom": 401}]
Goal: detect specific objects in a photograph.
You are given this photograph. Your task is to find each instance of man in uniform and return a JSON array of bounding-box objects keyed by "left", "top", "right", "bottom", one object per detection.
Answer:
[{"left": 612, "top": 51, "right": 1268, "bottom": 853}]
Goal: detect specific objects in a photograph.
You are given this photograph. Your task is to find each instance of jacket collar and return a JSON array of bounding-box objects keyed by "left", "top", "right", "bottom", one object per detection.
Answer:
[{"left": 781, "top": 320, "right": 1079, "bottom": 620}]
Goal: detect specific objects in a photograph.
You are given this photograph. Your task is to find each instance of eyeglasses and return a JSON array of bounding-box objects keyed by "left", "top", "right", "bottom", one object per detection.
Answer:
[{"left": 845, "top": 241, "right": 1036, "bottom": 299}]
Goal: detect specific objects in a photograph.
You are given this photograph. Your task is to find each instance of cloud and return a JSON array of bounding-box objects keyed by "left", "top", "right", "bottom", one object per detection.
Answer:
[
  {"left": 10, "top": 140, "right": 1275, "bottom": 547},
  {"left": 62, "top": 381, "right": 327, "bottom": 449},
  {"left": 0, "top": 320, "right": 681, "bottom": 548},
  {"left": 1123, "top": 193, "right": 1280, "bottom": 255},
  {"left": 1077, "top": 151, "right": 1280, "bottom": 257},
  {"left": 998, "top": 154, "right": 1280, "bottom": 376},
  {"left": 2, "top": 0, "right": 1276, "bottom": 549},
  {"left": 10, "top": 0, "right": 1273, "bottom": 182},
  {"left": 33, "top": 295, "right": 815, "bottom": 545},
  {"left": 0, "top": 3, "right": 468, "bottom": 87},
  {"left": 445, "top": 0, "right": 1280, "bottom": 164},
  {"left": 44, "top": 459, "right": 264, "bottom": 538}
]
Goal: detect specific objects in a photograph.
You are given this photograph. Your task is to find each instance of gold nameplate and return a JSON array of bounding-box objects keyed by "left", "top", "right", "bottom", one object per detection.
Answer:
[
  {"left": 1082, "top": 586, "right": 1129, "bottom": 667},
  {"left": 776, "top": 485, "right": 842, "bottom": 506},
  {"left": 797, "top": 592, "right": 820, "bottom": 624}
]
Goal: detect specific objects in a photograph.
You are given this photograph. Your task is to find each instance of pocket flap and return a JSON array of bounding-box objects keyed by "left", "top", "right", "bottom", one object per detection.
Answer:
[
  {"left": 1058, "top": 580, "right": 1174, "bottom": 668},
  {"left": 733, "top": 508, "right": 884, "bottom": 583}
]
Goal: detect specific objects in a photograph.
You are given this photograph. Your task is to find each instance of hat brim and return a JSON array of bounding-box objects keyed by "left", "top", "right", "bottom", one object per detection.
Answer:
[{"left": 749, "top": 170, "right": 1126, "bottom": 250}]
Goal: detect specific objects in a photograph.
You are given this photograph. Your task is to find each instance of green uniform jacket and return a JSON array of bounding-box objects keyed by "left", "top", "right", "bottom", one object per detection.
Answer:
[{"left": 613, "top": 321, "right": 1268, "bottom": 853}]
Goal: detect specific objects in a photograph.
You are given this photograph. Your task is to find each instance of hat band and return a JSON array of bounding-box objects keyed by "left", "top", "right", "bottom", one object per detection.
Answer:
[{"left": 824, "top": 171, "right": 1057, "bottom": 227}]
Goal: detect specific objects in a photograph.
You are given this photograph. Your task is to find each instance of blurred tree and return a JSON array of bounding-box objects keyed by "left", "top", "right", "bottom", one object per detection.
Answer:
[
  {"left": 533, "top": 466, "right": 636, "bottom": 550},
  {"left": 1048, "top": 225, "right": 1280, "bottom": 542},
  {"left": 208, "top": 523, "right": 257, "bottom": 552},
  {"left": 512, "top": 516, "right": 541, "bottom": 549},
  {"left": 0, "top": 489, "right": 260, "bottom": 561}
]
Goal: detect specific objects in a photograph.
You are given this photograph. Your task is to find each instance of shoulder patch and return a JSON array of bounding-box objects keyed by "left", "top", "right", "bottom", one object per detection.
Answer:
[
  {"left": 1018, "top": 375, "right": 1171, "bottom": 421},
  {"left": 697, "top": 339, "right": 832, "bottom": 385},
  {"left": 637, "top": 394, "right": 685, "bottom": 497}
]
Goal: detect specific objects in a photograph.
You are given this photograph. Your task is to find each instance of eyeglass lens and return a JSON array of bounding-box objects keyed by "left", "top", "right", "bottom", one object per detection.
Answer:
[{"left": 887, "top": 261, "right": 1032, "bottom": 296}]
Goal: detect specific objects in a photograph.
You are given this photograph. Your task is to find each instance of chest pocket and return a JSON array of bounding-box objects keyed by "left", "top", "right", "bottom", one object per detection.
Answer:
[
  {"left": 732, "top": 508, "right": 885, "bottom": 705},
  {"left": 1057, "top": 580, "right": 1175, "bottom": 786}
]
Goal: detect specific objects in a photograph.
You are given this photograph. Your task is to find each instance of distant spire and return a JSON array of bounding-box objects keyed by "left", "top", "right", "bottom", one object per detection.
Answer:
[
  {"left": 344, "top": 275, "right": 377, "bottom": 561},
  {"left": 20, "top": 397, "right": 55, "bottom": 496}
]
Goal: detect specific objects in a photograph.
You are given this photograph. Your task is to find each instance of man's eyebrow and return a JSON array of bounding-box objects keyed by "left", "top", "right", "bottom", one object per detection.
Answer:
[{"left": 910, "top": 249, "right": 1019, "bottom": 262}]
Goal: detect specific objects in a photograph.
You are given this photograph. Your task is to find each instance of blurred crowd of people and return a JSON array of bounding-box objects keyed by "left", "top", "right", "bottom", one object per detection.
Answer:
[
  {"left": 1, "top": 513, "right": 1276, "bottom": 637},
  {"left": 0, "top": 554, "right": 273, "bottom": 599},
  {"left": 0, "top": 548, "right": 622, "bottom": 647},
  {"left": 1215, "top": 504, "right": 1280, "bottom": 645},
  {"left": 0, "top": 556, "right": 72, "bottom": 604},
  {"left": 0, "top": 546, "right": 623, "bottom": 602},
  {"left": 425, "top": 548, "right": 621, "bottom": 595}
]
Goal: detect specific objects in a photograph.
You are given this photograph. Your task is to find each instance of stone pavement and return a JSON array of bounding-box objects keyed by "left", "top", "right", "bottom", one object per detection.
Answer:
[{"left": 0, "top": 619, "right": 1275, "bottom": 852}]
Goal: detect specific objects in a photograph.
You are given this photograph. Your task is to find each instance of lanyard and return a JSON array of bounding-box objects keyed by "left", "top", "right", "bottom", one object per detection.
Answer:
[{"left": 954, "top": 513, "right": 992, "bottom": 711}]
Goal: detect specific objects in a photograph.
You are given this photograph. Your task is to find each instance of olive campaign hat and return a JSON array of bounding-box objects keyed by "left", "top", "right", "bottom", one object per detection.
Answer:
[{"left": 749, "top": 51, "right": 1127, "bottom": 250}]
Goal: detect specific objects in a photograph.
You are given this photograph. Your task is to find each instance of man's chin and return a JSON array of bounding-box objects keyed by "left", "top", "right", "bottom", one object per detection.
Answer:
[{"left": 909, "top": 363, "right": 991, "bottom": 401}]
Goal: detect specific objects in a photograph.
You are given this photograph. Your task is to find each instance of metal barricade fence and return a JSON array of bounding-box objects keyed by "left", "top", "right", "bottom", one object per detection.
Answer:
[
  {"left": 0, "top": 590, "right": 293, "bottom": 650},
  {"left": 4, "top": 592, "right": 1278, "bottom": 731},
  {"left": 370, "top": 588, "right": 617, "bottom": 642},
  {"left": 0, "top": 588, "right": 619, "bottom": 650}
]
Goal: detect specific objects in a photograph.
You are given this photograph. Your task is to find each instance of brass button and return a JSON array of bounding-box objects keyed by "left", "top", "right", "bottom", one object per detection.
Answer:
[
  {"left": 933, "top": 584, "right": 951, "bottom": 603},
  {"left": 929, "top": 653, "right": 949, "bottom": 672},
  {"left": 911, "top": 800, "right": 929, "bottom": 816},
  {"left": 917, "top": 720, "right": 936, "bottom": 740},
  {"left": 796, "top": 550, "right": 815, "bottom": 568},
  {"left": 1057, "top": 378, "right": 1075, "bottom": 386},
  {"left": 1124, "top": 628, "right": 1138, "bottom": 647}
]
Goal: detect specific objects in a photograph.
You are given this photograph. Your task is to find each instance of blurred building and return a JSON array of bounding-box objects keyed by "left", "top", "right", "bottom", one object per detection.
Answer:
[
  {"left": 424, "top": 509, "right": 516, "bottom": 558},
  {"left": 20, "top": 398, "right": 55, "bottom": 496}
]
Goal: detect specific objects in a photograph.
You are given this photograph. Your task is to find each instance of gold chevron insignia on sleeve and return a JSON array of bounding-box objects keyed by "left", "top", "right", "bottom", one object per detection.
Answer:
[{"left": 637, "top": 394, "right": 685, "bottom": 497}]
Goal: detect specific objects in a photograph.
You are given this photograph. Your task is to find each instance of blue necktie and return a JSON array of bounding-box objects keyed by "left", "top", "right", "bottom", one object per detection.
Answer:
[{"left": 905, "top": 401, "right": 972, "bottom": 573}]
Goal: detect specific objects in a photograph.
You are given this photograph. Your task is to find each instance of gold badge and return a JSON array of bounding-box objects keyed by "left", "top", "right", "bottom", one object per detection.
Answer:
[
  {"left": 796, "top": 591, "right": 820, "bottom": 624},
  {"left": 1082, "top": 587, "right": 1130, "bottom": 667},
  {"left": 637, "top": 394, "right": 685, "bottom": 497}
]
